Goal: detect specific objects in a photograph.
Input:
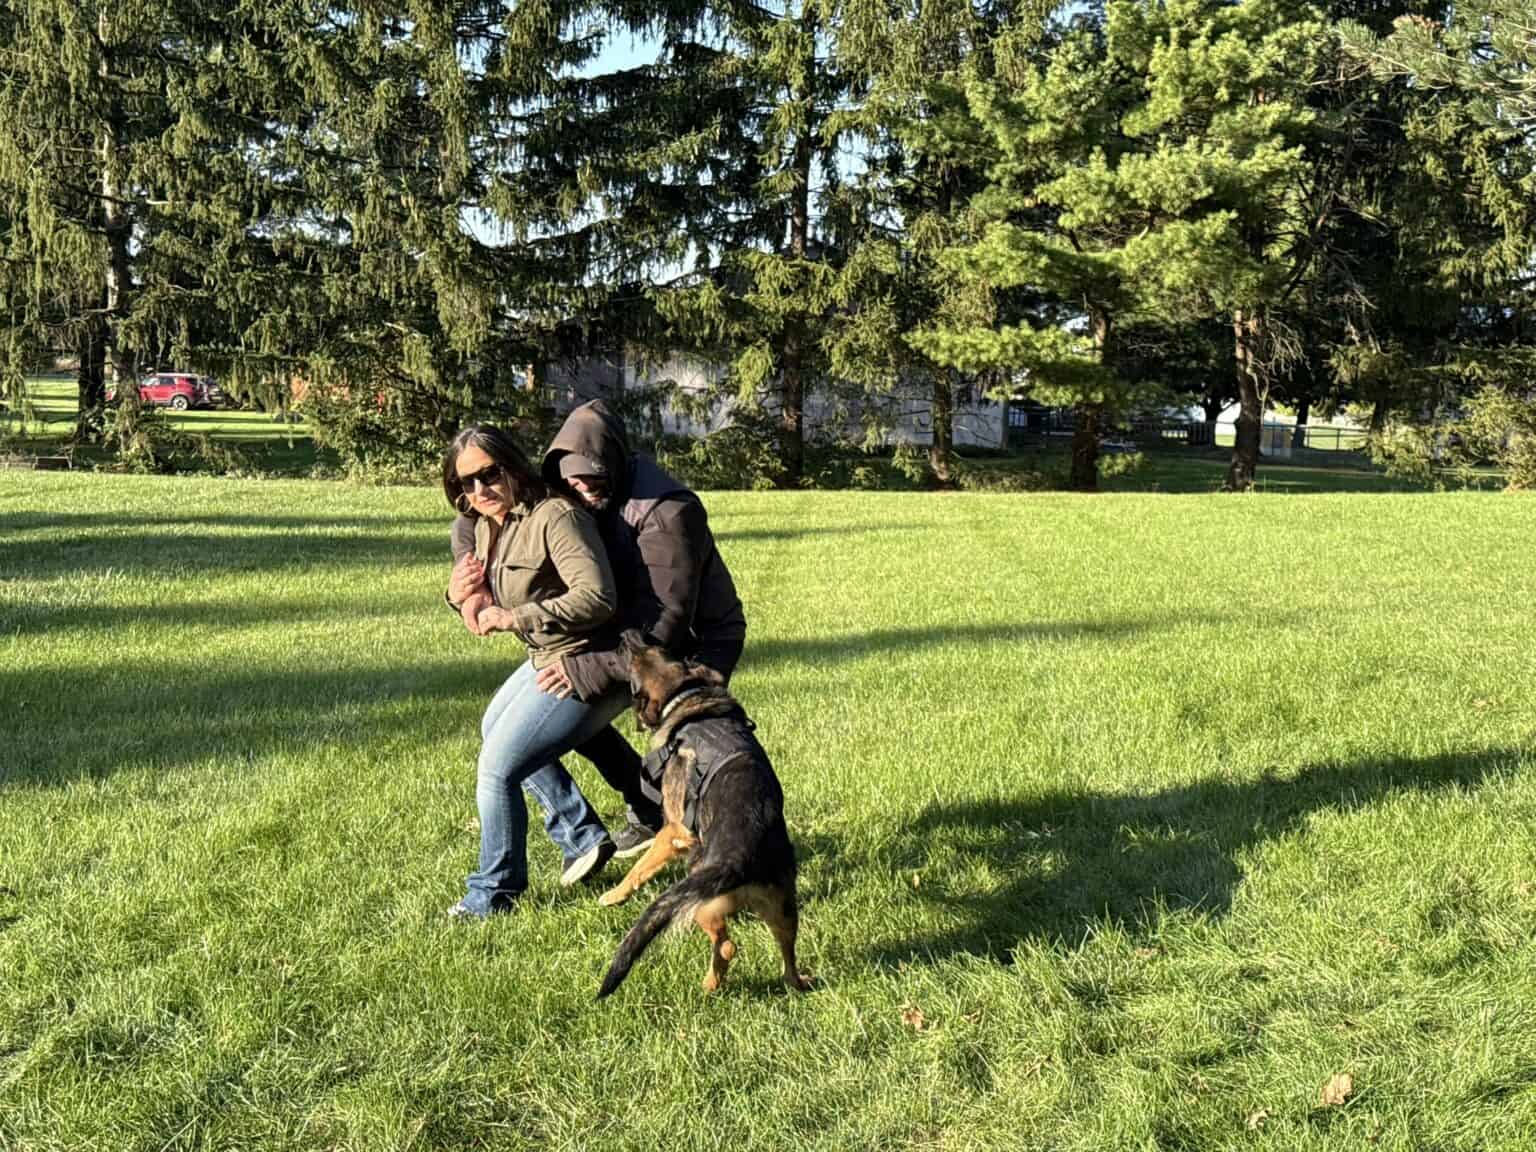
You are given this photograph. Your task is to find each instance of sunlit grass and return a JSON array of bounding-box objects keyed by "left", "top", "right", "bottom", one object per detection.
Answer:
[{"left": 2, "top": 473, "right": 1534, "bottom": 1150}]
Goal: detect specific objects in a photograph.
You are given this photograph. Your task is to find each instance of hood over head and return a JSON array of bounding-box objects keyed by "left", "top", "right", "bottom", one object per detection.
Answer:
[{"left": 542, "top": 400, "right": 631, "bottom": 499}]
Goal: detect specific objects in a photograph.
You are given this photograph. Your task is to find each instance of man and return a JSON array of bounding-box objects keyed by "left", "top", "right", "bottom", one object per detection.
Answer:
[
  {"left": 539, "top": 399, "right": 747, "bottom": 852},
  {"left": 451, "top": 399, "right": 746, "bottom": 857}
]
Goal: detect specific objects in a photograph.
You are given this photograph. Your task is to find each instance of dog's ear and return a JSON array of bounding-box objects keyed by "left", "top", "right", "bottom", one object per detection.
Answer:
[
  {"left": 632, "top": 658, "right": 674, "bottom": 728},
  {"left": 684, "top": 661, "right": 725, "bottom": 687}
]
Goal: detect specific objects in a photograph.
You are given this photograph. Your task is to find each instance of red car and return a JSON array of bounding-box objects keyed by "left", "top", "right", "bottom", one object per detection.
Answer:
[{"left": 108, "top": 373, "right": 224, "bottom": 410}]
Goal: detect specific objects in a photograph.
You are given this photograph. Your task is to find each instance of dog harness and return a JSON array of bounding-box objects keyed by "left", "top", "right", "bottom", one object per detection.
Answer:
[{"left": 639, "top": 705, "right": 768, "bottom": 832}]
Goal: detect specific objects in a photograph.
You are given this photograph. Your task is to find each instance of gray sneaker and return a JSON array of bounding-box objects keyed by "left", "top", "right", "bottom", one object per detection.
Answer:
[
  {"left": 560, "top": 839, "right": 616, "bottom": 887},
  {"left": 446, "top": 900, "right": 481, "bottom": 921},
  {"left": 611, "top": 820, "right": 659, "bottom": 859}
]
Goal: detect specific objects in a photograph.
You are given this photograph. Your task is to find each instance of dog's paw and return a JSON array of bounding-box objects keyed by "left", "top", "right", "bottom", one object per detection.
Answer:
[
  {"left": 784, "top": 971, "right": 814, "bottom": 992},
  {"left": 597, "top": 886, "right": 630, "bottom": 907}
]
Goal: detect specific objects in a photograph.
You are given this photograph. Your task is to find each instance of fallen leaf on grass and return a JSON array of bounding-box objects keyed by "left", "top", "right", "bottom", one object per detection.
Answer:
[
  {"left": 1246, "top": 1109, "right": 1269, "bottom": 1130},
  {"left": 900, "top": 1005, "right": 928, "bottom": 1032},
  {"left": 1320, "top": 1072, "right": 1354, "bottom": 1107},
  {"left": 1135, "top": 947, "right": 1159, "bottom": 960},
  {"left": 911, "top": 872, "right": 921, "bottom": 889},
  {"left": 1516, "top": 882, "right": 1533, "bottom": 897}
]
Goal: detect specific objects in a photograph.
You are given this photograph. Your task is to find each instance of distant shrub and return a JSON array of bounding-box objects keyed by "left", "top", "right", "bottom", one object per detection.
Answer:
[
  {"left": 1461, "top": 386, "right": 1536, "bottom": 492},
  {"left": 1366, "top": 423, "right": 1440, "bottom": 487},
  {"left": 656, "top": 411, "right": 786, "bottom": 490},
  {"left": 955, "top": 458, "right": 1059, "bottom": 492},
  {"left": 1098, "top": 450, "right": 1146, "bottom": 480}
]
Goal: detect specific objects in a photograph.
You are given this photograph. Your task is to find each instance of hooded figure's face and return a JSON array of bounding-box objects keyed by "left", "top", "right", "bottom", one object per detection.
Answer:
[{"left": 567, "top": 473, "right": 611, "bottom": 513}]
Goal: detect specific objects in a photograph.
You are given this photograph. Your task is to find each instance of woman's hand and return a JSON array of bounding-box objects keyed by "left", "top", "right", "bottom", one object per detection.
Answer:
[
  {"left": 448, "top": 553, "right": 486, "bottom": 605},
  {"left": 473, "top": 605, "right": 519, "bottom": 635},
  {"left": 459, "top": 591, "right": 492, "bottom": 636}
]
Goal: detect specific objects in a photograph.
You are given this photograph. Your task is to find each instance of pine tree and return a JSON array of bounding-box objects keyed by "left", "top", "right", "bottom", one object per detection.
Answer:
[
  {"left": 1342, "top": 0, "right": 1536, "bottom": 126},
  {"left": 2, "top": 1, "right": 717, "bottom": 469},
  {"left": 1105, "top": 0, "right": 1332, "bottom": 490},
  {"left": 908, "top": 20, "right": 1142, "bottom": 491},
  {"left": 1340, "top": 0, "right": 1535, "bottom": 487}
]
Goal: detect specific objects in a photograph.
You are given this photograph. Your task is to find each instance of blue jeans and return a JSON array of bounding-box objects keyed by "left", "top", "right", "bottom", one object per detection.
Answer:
[{"left": 462, "top": 660, "right": 628, "bottom": 915}]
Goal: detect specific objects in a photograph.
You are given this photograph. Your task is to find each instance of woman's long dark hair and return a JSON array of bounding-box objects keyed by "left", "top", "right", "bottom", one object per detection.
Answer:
[{"left": 442, "top": 425, "right": 548, "bottom": 516}]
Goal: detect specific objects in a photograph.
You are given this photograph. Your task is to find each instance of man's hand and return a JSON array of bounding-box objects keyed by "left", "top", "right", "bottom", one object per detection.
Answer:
[
  {"left": 535, "top": 660, "right": 575, "bottom": 699},
  {"left": 448, "top": 552, "right": 486, "bottom": 604},
  {"left": 474, "top": 605, "right": 518, "bottom": 634}
]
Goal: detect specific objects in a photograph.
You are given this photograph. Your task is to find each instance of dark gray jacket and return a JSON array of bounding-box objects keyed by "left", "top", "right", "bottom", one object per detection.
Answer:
[{"left": 544, "top": 400, "right": 746, "bottom": 698}]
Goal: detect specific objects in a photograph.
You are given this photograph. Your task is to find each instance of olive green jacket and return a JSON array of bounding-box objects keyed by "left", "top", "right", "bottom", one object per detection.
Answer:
[{"left": 450, "top": 497, "right": 617, "bottom": 669}]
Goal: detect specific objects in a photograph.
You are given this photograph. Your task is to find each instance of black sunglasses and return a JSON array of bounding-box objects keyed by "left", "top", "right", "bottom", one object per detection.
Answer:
[{"left": 457, "top": 464, "right": 504, "bottom": 492}]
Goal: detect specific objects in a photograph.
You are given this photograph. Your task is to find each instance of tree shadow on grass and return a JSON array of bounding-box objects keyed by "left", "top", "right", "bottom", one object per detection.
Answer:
[
  {"left": 0, "top": 593, "right": 425, "bottom": 638},
  {"left": 0, "top": 510, "right": 452, "bottom": 582},
  {"left": 714, "top": 523, "right": 927, "bottom": 545},
  {"left": 747, "top": 611, "right": 1304, "bottom": 670},
  {"left": 0, "top": 511, "right": 448, "bottom": 534},
  {"left": 0, "top": 654, "right": 501, "bottom": 789},
  {"left": 851, "top": 746, "right": 1525, "bottom": 968}
]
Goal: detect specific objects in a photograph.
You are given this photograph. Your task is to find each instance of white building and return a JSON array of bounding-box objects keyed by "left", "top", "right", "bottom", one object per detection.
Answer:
[{"left": 544, "top": 345, "right": 1009, "bottom": 449}]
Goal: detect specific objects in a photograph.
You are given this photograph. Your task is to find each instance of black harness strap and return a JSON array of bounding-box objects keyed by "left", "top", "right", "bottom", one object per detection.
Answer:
[{"left": 639, "top": 707, "right": 765, "bottom": 832}]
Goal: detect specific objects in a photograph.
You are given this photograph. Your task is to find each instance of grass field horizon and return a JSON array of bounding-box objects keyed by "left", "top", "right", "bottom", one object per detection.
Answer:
[{"left": 2, "top": 474, "right": 1534, "bottom": 1150}]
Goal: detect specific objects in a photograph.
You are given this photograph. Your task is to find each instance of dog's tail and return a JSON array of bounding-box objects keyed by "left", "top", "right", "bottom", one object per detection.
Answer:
[{"left": 597, "top": 861, "right": 748, "bottom": 999}]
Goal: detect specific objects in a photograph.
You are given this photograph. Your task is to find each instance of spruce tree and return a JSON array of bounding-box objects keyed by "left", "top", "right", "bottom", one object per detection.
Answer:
[
  {"left": 826, "top": 0, "right": 1017, "bottom": 486},
  {"left": 1340, "top": 0, "right": 1535, "bottom": 486},
  {"left": 641, "top": 0, "right": 902, "bottom": 485},
  {"left": 0, "top": 0, "right": 176, "bottom": 448}
]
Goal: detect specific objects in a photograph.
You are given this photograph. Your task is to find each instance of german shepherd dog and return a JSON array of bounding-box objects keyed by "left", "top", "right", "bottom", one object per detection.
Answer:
[{"left": 596, "top": 641, "right": 811, "bottom": 998}]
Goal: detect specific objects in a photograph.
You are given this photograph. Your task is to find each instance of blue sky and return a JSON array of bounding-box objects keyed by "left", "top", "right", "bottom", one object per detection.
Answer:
[{"left": 585, "top": 29, "right": 662, "bottom": 75}]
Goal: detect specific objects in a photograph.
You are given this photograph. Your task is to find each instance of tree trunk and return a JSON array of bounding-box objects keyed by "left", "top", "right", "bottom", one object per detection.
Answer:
[
  {"left": 74, "top": 293, "right": 108, "bottom": 444},
  {"left": 1291, "top": 388, "right": 1312, "bottom": 452},
  {"left": 1368, "top": 395, "right": 1389, "bottom": 435},
  {"left": 98, "top": 25, "right": 141, "bottom": 458},
  {"left": 780, "top": 323, "right": 805, "bottom": 486},
  {"left": 1066, "top": 304, "right": 1114, "bottom": 492},
  {"left": 778, "top": 177, "right": 809, "bottom": 484},
  {"left": 1068, "top": 403, "right": 1101, "bottom": 491},
  {"left": 1226, "top": 309, "right": 1264, "bottom": 491},
  {"left": 929, "top": 370, "right": 955, "bottom": 487},
  {"left": 776, "top": 1, "right": 816, "bottom": 487}
]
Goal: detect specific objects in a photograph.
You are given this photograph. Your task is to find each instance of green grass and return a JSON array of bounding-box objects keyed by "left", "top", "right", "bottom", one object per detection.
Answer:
[{"left": 4, "top": 474, "right": 1536, "bottom": 1149}]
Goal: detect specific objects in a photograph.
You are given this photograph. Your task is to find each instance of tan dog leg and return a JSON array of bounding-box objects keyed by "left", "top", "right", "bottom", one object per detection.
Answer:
[
  {"left": 597, "top": 823, "right": 696, "bottom": 907},
  {"left": 751, "top": 886, "right": 812, "bottom": 991},
  {"left": 694, "top": 893, "right": 741, "bottom": 992}
]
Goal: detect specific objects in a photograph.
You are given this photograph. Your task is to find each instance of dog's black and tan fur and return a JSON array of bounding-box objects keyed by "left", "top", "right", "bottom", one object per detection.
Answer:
[{"left": 596, "top": 641, "right": 810, "bottom": 998}]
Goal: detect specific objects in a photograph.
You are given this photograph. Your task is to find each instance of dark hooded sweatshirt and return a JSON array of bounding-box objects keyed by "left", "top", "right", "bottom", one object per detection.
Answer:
[{"left": 450, "top": 400, "right": 746, "bottom": 700}]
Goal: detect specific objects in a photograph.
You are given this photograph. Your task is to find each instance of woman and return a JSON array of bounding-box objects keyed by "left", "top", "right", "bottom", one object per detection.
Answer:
[{"left": 441, "top": 425, "right": 628, "bottom": 918}]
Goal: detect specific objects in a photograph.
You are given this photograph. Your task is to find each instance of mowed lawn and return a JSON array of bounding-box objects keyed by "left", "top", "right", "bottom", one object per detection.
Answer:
[{"left": 1, "top": 475, "right": 1534, "bottom": 1151}]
